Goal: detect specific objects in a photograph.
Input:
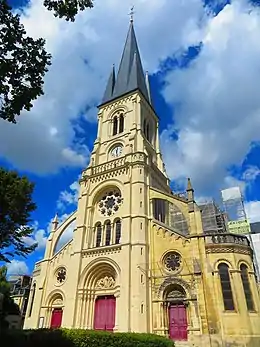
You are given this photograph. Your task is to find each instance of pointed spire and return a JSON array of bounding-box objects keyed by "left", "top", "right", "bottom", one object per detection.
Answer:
[
  {"left": 102, "top": 65, "right": 116, "bottom": 104},
  {"left": 187, "top": 177, "right": 194, "bottom": 192},
  {"left": 52, "top": 214, "right": 59, "bottom": 231},
  {"left": 186, "top": 178, "right": 194, "bottom": 205},
  {"left": 100, "top": 21, "right": 150, "bottom": 106},
  {"left": 145, "top": 71, "right": 152, "bottom": 105}
]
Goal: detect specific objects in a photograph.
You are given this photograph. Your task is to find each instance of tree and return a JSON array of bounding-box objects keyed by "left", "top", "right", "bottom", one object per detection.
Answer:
[
  {"left": 0, "top": 266, "right": 20, "bottom": 330},
  {"left": 44, "top": 0, "right": 93, "bottom": 22},
  {"left": 0, "top": 167, "right": 37, "bottom": 263},
  {"left": 0, "top": 0, "right": 93, "bottom": 123}
]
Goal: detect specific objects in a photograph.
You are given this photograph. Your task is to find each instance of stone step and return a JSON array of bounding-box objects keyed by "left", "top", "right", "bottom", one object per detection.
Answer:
[{"left": 174, "top": 341, "right": 192, "bottom": 347}]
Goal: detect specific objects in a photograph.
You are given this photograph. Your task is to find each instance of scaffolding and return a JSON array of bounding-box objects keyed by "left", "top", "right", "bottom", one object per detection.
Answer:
[
  {"left": 221, "top": 186, "right": 260, "bottom": 280},
  {"left": 221, "top": 187, "right": 246, "bottom": 222},
  {"left": 168, "top": 202, "right": 189, "bottom": 236},
  {"left": 199, "top": 200, "right": 227, "bottom": 234}
]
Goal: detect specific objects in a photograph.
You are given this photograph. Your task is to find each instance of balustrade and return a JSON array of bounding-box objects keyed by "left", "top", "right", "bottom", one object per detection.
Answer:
[{"left": 205, "top": 234, "right": 250, "bottom": 246}]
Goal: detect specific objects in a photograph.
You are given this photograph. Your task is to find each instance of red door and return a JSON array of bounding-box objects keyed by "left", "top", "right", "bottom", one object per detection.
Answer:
[
  {"left": 168, "top": 304, "right": 188, "bottom": 341},
  {"left": 94, "top": 296, "right": 116, "bottom": 331},
  {"left": 50, "top": 308, "right": 63, "bottom": 328}
]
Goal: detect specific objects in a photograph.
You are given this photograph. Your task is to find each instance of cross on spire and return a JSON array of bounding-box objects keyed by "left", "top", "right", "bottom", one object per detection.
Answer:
[{"left": 129, "top": 5, "right": 135, "bottom": 22}]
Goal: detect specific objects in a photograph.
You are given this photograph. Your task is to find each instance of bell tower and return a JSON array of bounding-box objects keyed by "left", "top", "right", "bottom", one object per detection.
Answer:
[
  {"left": 88, "top": 20, "right": 168, "bottom": 186},
  {"left": 75, "top": 18, "right": 171, "bottom": 333}
]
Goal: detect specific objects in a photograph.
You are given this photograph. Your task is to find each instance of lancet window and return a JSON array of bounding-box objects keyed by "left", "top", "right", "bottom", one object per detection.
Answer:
[
  {"left": 112, "top": 113, "right": 124, "bottom": 135},
  {"left": 240, "top": 264, "right": 254, "bottom": 311},
  {"left": 115, "top": 219, "right": 121, "bottom": 244},
  {"left": 218, "top": 263, "right": 235, "bottom": 311},
  {"left": 143, "top": 119, "right": 152, "bottom": 143},
  {"left": 105, "top": 221, "right": 112, "bottom": 246},
  {"left": 93, "top": 219, "right": 122, "bottom": 247},
  {"left": 95, "top": 223, "right": 102, "bottom": 247}
]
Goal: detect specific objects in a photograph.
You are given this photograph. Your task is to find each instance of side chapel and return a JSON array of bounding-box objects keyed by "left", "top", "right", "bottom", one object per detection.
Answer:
[{"left": 24, "top": 19, "right": 260, "bottom": 347}]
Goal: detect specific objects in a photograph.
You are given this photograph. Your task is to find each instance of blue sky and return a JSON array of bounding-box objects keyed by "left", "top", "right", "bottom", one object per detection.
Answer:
[{"left": 1, "top": 0, "right": 260, "bottom": 276}]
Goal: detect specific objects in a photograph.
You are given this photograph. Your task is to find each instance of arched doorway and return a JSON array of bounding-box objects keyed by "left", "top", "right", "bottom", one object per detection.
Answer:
[
  {"left": 80, "top": 261, "right": 119, "bottom": 331},
  {"left": 164, "top": 284, "right": 188, "bottom": 341},
  {"left": 49, "top": 294, "right": 63, "bottom": 329}
]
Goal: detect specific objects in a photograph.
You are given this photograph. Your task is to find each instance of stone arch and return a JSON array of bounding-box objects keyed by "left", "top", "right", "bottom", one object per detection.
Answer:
[
  {"left": 157, "top": 277, "right": 192, "bottom": 300},
  {"left": 214, "top": 258, "right": 234, "bottom": 271},
  {"left": 52, "top": 214, "right": 76, "bottom": 255},
  {"left": 237, "top": 259, "right": 253, "bottom": 272},
  {"left": 45, "top": 289, "right": 65, "bottom": 307},
  {"left": 163, "top": 283, "right": 187, "bottom": 302},
  {"left": 107, "top": 106, "right": 128, "bottom": 120},
  {"left": 79, "top": 257, "right": 120, "bottom": 289},
  {"left": 89, "top": 180, "right": 123, "bottom": 206}
]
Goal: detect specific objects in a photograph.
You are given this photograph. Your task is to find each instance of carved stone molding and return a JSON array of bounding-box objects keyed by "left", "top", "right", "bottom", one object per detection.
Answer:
[
  {"left": 206, "top": 245, "right": 252, "bottom": 256},
  {"left": 82, "top": 245, "right": 121, "bottom": 258},
  {"left": 52, "top": 298, "right": 63, "bottom": 306},
  {"left": 96, "top": 276, "right": 115, "bottom": 289}
]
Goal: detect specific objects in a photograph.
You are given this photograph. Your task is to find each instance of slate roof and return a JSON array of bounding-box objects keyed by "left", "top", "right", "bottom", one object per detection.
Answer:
[{"left": 101, "top": 21, "right": 152, "bottom": 106}]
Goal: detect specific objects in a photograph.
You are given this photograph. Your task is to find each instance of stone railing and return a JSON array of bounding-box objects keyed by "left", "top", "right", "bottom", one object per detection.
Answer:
[
  {"left": 205, "top": 234, "right": 250, "bottom": 246},
  {"left": 91, "top": 157, "right": 126, "bottom": 175},
  {"left": 90, "top": 152, "right": 147, "bottom": 176}
]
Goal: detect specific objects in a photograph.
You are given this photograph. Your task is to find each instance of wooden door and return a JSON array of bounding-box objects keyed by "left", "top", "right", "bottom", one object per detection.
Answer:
[
  {"left": 94, "top": 296, "right": 116, "bottom": 331},
  {"left": 50, "top": 308, "right": 63, "bottom": 328},
  {"left": 168, "top": 304, "right": 188, "bottom": 341}
]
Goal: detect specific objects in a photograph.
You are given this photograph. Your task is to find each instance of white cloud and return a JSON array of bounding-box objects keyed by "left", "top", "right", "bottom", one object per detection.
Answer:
[
  {"left": 22, "top": 221, "right": 48, "bottom": 250},
  {"left": 7, "top": 260, "right": 29, "bottom": 276},
  {"left": 161, "top": 0, "right": 260, "bottom": 195},
  {"left": 245, "top": 201, "right": 260, "bottom": 223},
  {"left": 23, "top": 212, "right": 75, "bottom": 254},
  {"left": 0, "top": 0, "right": 205, "bottom": 174},
  {"left": 57, "top": 179, "right": 80, "bottom": 211}
]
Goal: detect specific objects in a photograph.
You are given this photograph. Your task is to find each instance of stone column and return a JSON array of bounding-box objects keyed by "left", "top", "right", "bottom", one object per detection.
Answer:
[
  {"left": 88, "top": 293, "right": 95, "bottom": 329},
  {"left": 113, "top": 292, "right": 121, "bottom": 332}
]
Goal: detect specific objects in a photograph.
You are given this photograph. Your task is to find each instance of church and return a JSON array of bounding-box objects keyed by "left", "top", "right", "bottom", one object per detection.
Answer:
[{"left": 24, "top": 19, "right": 260, "bottom": 347}]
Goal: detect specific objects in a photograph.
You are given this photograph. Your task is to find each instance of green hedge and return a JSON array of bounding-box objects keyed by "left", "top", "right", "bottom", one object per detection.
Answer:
[{"left": 3, "top": 328, "right": 175, "bottom": 347}]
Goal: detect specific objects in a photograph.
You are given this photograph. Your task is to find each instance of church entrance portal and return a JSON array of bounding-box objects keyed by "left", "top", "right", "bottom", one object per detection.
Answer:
[
  {"left": 164, "top": 284, "right": 188, "bottom": 341},
  {"left": 94, "top": 295, "right": 116, "bottom": 331},
  {"left": 168, "top": 303, "right": 188, "bottom": 341},
  {"left": 50, "top": 308, "right": 63, "bottom": 328}
]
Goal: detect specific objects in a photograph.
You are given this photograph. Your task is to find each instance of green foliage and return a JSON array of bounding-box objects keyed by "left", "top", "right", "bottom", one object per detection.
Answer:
[
  {"left": 0, "top": 0, "right": 51, "bottom": 123},
  {"left": 2, "top": 329, "right": 175, "bottom": 347},
  {"left": 0, "top": 266, "right": 10, "bottom": 295},
  {"left": 0, "top": 265, "right": 20, "bottom": 330},
  {"left": 43, "top": 0, "right": 94, "bottom": 22},
  {"left": 0, "top": 167, "right": 37, "bottom": 262}
]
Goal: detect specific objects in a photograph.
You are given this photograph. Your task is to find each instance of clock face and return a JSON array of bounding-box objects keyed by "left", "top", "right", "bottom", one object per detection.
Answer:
[{"left": 111, "top": 145, "right": 123, "bottom": 158}]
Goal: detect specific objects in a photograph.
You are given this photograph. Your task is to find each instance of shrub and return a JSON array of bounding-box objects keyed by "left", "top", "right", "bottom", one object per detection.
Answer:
[{"left": 2, "top": 328, "right": 174, "bottom": 347}]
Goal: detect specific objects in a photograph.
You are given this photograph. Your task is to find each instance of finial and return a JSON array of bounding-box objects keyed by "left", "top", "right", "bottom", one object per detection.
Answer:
[
  {"left": 52, "top": 214, "right": 59, "bottom": 231},
  {"left": 129, "top": 5, "right": 135, "bottom": 23},
  {"left": 53, "top": 214, "right": 58, "bottom": 223}
]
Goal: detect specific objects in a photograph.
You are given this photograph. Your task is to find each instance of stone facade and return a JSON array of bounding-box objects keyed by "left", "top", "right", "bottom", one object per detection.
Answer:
[{"left": 24, "top": 22, "right": 260, "bottom": 347}]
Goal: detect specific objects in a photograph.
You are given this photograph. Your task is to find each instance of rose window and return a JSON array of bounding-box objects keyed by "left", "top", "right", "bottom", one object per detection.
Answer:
[
  {"left": 56, "top": 267, "right": 66, "bottom": 284},
  {"left": 98, "top": 190, "right": 123, "bottom": 217},
  {"left": 163, "top": 252, "right": 182, "bottom": 272}
]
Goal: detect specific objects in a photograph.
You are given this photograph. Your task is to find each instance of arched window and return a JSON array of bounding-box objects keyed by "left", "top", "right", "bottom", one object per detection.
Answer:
[
  {"left": 218, "top": 263, "right": 235, "bottom": 311},
  {"left": 96, "top": 223, "right": 102, "bottom": 247},
  {"left": 112, "top": 117, "right": 118, "bottom": 136},
  {"left": 146, "top": 123, "right": 150, "bottom": 142},
  {"left": 240, "top": 264, "right": 254, "bottom": 311},
  {"left": 105, "top": 221, "right": 111, "bottom": 246},
  {"left": 119, "top": 114, "right": 124, "bottom": 133},
  {"left": 115, "top": 220, "right": 121, "bottom": 244},
  {"left": 28, "top": 283, "right": 36, "bottom": 317}
]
